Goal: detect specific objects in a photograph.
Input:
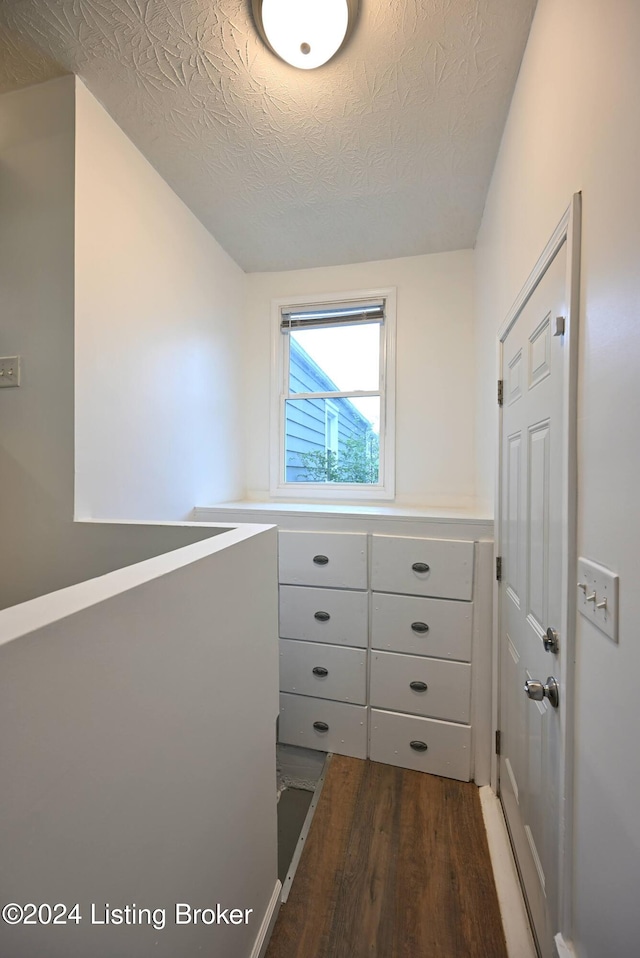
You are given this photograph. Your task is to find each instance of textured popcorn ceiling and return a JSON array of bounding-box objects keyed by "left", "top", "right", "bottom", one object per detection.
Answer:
[{"left": 0, "top": 0, "right": 536, "bottom": 272}]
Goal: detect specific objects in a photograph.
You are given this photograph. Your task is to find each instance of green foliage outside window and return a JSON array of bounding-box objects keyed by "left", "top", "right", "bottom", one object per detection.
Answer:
[{"left": 296, "top": 433, "right": 379, "bottom": 484}]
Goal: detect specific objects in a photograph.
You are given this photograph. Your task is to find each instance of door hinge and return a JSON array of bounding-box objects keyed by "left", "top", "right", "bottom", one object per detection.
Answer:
[
  {"left": 495, "top": 730, "right": 501, "bottom": 755},
  {"left": 496, "top": 556, "right": 502, "bottom": 581},
  {"left": 497, "top": 379, "right": 504, "bottom": 406}
]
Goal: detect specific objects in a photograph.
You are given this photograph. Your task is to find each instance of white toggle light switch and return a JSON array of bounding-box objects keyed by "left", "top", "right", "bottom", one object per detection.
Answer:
[{"left": 577, "top": 557, "right": 619, "bottom": 642}]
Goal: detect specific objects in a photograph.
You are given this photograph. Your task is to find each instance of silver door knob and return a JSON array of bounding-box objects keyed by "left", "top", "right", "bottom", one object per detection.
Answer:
[
  {"left": 543, "top": 627, "right": 559, "bottom": 654},
  {"left": 524, "top": 676, "right": 559, "bottom": 709}
]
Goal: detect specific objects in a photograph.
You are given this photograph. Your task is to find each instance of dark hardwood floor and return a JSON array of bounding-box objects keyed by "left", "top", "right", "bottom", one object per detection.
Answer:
[{"left": 266, "top": 756, "right": 508, "bottom": 958}]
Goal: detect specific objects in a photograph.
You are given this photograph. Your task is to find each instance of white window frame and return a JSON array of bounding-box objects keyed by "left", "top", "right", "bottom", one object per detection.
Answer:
[
  {"left": 324, "top": 399, "right": 339, "bottom": 458},
  {"left": 269, "top": 286, "right": 396, "bottom": 500}
]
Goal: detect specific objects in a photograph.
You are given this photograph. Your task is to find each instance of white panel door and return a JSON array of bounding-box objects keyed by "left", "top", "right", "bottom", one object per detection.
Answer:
[{"left": 499, "top": 242, "right": 567, "bottom": 958}]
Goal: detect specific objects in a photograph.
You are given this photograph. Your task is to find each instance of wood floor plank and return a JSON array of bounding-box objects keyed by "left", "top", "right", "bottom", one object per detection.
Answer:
[
  {"left": 266, "top": 758, "right": 507, "bottom": 958},
  {"left": 266, "top": 755, "right": 367, "bottom": 958},
  {"left": 324, "top": 759, "right": 399, "bottom": 957}
]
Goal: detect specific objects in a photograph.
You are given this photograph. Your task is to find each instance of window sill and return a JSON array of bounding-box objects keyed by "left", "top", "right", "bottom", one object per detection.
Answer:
[{"left": 193, "top": 499, "right": 494, "bottom": 524}]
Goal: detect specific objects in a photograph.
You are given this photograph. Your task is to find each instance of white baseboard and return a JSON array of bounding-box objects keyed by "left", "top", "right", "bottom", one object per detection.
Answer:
[
  {"left": 479, "top": 786, "right": 537, "bottom": 958},
  {"left": 249, "top": 880, "right": 282, "bottom": 958}
]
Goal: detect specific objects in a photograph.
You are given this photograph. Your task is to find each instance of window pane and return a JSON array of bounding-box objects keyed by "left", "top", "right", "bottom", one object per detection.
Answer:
[
  {"left": 285, "top": 397, "right": 380, "bottom": 484},
  {"left": 289, "top": 323, "right": 380, "bottom": 394}
]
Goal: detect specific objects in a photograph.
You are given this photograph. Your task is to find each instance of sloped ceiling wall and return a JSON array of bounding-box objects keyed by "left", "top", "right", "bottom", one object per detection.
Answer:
[{"left": 0, "top": 0, "right": 536, "bottom": 271}]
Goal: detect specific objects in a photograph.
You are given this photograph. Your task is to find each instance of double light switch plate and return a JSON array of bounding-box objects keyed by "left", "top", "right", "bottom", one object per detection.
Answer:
[{"left": 577, "top": 557, "right": 619, "bottom": 642}]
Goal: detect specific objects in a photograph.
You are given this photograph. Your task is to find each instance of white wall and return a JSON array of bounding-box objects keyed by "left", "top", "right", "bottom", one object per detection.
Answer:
[
  {"left": 0, "top": 525, "right": 279, "bottom": 958},
  {"left": 0, "top": 77, "right": 77, "bottom": 607},
  {"left": 0, "top": 76, "right": 247, "bottom": 609},
  {"left": 475, "top": 1, "right": 640, "bottom": 953},
  {"left": 245, "top": 251, "right": 476, "bottom": 507},
  {"left": 74, "top": 79, "right": 245, "bottom": 520}
]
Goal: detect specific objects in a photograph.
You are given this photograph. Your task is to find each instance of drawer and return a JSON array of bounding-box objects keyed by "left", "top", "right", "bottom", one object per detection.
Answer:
[
  {"left": 371, "top": 593, "right": 472, "bottom": 661},
  {"left": 279, "top": 693, "right": 367, "bottom": 759},
  {"left": 280, "top": 586, "right": 368, "bottom": 648},
  {"left": 370, "top": 535, "right": 474, "bottom": 600},
  {"left": 370, "top": 709, "right": 471, "bottom": 781},
  {"left": 370, "top": 650, "right": 471, "bottom": 723},
  {"left": 280, "top": 639, "right": 367, "bottom": 704},
  {"left": 279, "top": 531, "right": 367, "bottom": 589}
]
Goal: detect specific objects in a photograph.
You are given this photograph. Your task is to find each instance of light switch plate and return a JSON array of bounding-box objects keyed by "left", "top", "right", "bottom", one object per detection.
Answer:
[
  {"left": 0, "top": 356, "right": 20, "bottom": 387},
  {"left": 577, "top": 557, "right": 619, "bottom": 642}
]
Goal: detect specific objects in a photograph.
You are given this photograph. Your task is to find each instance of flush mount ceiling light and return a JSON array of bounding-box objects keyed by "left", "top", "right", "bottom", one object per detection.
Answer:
[{"left": 252, "top": 0, "right": 359, "bottom": 70}]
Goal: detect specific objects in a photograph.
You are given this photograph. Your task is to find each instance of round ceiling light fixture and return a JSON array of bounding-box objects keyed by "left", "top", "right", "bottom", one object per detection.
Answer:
[{"left": 252, "top": 0, "right": 359, "bottom": 70}]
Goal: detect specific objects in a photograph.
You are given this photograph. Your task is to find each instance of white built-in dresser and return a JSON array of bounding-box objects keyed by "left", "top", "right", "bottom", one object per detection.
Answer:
[{"left": 193, "top": 504, "right": 494, "bottom": 785}]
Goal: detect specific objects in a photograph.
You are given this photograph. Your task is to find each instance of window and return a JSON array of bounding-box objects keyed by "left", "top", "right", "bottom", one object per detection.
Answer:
[{"left": 270, "top": 288, "right": 396, "bottom": 499}]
